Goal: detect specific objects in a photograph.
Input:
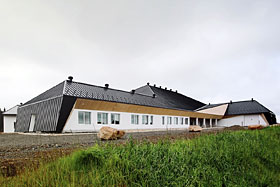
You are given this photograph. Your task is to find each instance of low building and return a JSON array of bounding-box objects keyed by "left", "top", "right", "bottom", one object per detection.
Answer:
[
  {"left": 3, "top": 105, "right": 18, "bottom": 133},
  {"left": 196, "top": 100, "right": 276, "bottom": 127},
  {"left": 15, "top": 77, "right": 277, "bottom": 133}
]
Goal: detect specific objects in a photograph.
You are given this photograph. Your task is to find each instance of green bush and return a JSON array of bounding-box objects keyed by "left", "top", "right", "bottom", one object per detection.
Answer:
[{"left": 2, "top": 127, "right": 280, "bottom": 186}]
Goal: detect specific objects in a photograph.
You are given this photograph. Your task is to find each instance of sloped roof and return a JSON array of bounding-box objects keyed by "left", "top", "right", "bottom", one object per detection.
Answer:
[
  {"left": 197, "top": 100, "right": 272, "bottom": 116},
  {"left": 3, "top": 105, "right": 19, "bottom": 115},
  {"left": 135, "top": 85, "right": 205, "bottom": 111},
  {"left": 22, "top": 80, "right": 205, "bottom": 111}
]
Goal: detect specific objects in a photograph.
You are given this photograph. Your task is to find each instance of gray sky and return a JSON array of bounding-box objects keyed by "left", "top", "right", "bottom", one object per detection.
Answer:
[{"left": 0, "top": 0, "right": 279, "bottom": 121}]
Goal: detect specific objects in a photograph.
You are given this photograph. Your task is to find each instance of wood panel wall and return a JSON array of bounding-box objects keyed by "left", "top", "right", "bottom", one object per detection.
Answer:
[{"left": 74, "top": 98, "right": 223, "bottom": 119}]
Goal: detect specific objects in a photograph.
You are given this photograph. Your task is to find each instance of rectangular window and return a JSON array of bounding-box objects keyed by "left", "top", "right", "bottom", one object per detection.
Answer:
[
  {"left": 111, "top": 113, "right": 120, "bottom": 125},
  {"left": 97, "top": 113, "right": 108, "bottom": 124},
  {"left": 150, "top": 116, "right": 153, "bottom": 125},
  {"left": 174, "top": 117, "right": 178, "bottom": 125},
  {"left": 131, "top": 114, "right": 139, "bottom": 125},
  {"left": 185, "top": 118, "right": 189, "bottom": 125},
  {"left": 167, "top": 117, "right": 172, "bottom": 125},
  {"left": 162, "top": 116, "right": 165, "bottom": 125},
  {"left": 142, "top": 115, "right": 149, "bottom": 125},
  {"left": 78, "top": 111, "right": 91, "bottom": 124},
  {"left": 180, "top": 117, "right": 184, "bottom": 125}
]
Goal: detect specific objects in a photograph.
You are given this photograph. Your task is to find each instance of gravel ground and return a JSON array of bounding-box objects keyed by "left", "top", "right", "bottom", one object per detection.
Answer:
[{"left": 0, "top": 127, "right": 227, "bottom": 176}]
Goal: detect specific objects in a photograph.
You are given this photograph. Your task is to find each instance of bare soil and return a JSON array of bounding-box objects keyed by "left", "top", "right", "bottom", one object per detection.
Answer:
[{"left": 0, "top": 127, "right": 242, "bottom": 177}]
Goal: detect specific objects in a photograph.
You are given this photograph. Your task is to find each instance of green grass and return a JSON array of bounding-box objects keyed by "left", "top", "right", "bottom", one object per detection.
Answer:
[{"left": 1, "top": 127, "right": 280, "bottom": 186}]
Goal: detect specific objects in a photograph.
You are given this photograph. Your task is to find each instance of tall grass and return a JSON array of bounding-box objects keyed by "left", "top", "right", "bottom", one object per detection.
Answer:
[{"left": 1, "top": 127, "right": 280, "bottom": 186}]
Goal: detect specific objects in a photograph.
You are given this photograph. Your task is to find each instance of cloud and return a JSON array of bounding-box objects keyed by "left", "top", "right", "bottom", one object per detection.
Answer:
[{"left": 0, "top": 0, "right": 279, "bottom": 121}]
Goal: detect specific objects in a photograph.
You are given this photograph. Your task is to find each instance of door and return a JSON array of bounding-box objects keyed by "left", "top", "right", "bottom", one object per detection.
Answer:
[{"left": 29, "top": 115, "right": 36, "bottom": 132}]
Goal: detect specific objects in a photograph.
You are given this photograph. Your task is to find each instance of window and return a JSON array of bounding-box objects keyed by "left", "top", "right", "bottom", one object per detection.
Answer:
[
  {"left": 78, "top": 111, "right": 91, "bottom": 124},
  {"left": 111, "top": 113, "right": 120, "bottom": 124},
  {"left": 180, "top": 117, "right": 184, "bottom": 125},
  {"left": 174, "top": 117, "right": 178, "bottom": 125},
  {"left": 97, "top": 113, "right": 108, "bottom": 124},
  {"left": 150, "top": 116, "right": 153, "bottom": 125},
  {"left": 185, "top": 118, "right": 189, "bottom": 125},
  {"left": 131, "top": 114, "right": 139, "bottom": 125},
  {"left": 142, "top": 115, "right": 149, "bottom": 125},
  {"left": 162, "top": 116, "right": 165, "bottom": 125},
  {"left": 167, "top": 117, "right": 172, "bottom": 125}
]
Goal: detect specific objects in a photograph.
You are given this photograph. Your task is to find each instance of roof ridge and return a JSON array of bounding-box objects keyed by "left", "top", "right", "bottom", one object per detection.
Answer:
[
  {"left": 150, "top": 85, "right": 205, "bottom": 105},
  {"left": 65, "top": 81, "right": 155, "bottom": 98}
]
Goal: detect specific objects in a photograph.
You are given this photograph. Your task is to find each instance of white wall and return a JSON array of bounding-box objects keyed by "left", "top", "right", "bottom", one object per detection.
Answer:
[
  {"left": 4, "top": 115, "right": 16, "bottom": 133},
  {"left": 217, "top": 114, "right": 267, "bottom": 127},
  {"left": 63, "top": 109, "right": 190, "bottom": 132}
]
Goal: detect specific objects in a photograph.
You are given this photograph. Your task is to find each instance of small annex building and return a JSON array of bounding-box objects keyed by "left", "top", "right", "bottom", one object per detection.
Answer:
[
  {"left": 3, "top": 105, "right": 18, "bottom": 133},
  {"left": 15, "top": 77, "right": 277, "bottom": 133},
  {"left": 196, "top": 100, "right": 276, "bottom": 127}
]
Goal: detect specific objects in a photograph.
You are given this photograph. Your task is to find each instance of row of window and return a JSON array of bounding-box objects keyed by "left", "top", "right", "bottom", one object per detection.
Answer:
[
  {"left": 78, "top": 111, "right": 189, "bottom": 125},
  {"left": 162, "top": 116, "right": 189, "bottom": 125},
  {"left": 78, "top": 112, "right": 120, "bottom": 125}
]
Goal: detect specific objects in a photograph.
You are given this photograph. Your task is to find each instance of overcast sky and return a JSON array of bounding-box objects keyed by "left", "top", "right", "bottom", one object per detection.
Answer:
[{"left": 0, "top": 0, "right": 279, "bottom": 121}]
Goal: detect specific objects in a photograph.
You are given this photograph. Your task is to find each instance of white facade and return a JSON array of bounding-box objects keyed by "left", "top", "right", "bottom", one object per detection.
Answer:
[
  {"left": 63, "top": 109, "right": 190, "bottom": 132},
  {"left": 3, "top": 105, "right": 18, "bottom": 133},
  {"left": 3, "top": 115, "right": 16, "bottom": 133},
  {"left": 217, "top": 114, "right": 267, "bottom": 127}
]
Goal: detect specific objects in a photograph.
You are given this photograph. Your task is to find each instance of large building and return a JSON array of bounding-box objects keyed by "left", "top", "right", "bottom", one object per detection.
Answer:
[{"left": 15, "top": 77, "right": 277, "bottom": 133}]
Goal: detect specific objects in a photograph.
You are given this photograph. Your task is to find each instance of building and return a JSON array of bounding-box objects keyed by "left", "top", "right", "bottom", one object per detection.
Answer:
[
  {"left": 196, "top": 100, "right": 276, "bottom": 127},
  {"left": 15, "top": 77, "right": 277, "bottom": 133},
  {"left": 3, "top": 105, "right": 18, "bottom": 133},
  {"left": 0, "top": 108, "right": 3, "bottom": 132}
]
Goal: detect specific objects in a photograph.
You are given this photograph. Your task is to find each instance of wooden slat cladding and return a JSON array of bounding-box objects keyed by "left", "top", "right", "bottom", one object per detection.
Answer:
[{"left": 74, "top": 98, "right": 223, "bottom": 119}]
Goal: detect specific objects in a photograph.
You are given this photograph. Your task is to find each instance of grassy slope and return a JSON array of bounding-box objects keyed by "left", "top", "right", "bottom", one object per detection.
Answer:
[{"left": 1, "top": 127, "right": 280, "bottom": 186}]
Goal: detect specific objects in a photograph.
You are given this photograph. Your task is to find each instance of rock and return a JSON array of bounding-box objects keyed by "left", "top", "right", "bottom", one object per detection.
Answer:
[
  {"left": 97, "top": 126, "right": 125, "bottom": 140},
  {"left": 189, "top": 125, "right": 203, "bottom": 132},
  {"left": 248, "top": 125, "right": 264, "bottom": 130}
]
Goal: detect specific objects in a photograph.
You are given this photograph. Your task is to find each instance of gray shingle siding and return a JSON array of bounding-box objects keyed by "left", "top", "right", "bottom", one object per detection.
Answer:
[{"left": 16, "top": 96, "right": 63, "bottom": 132}]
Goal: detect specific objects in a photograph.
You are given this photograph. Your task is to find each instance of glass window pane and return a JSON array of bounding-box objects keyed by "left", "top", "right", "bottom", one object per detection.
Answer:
[
  {"left": 150, "top": 116, "right": 153, "bottom": 125},
  {"left": 131, "top": 115, "right": 134, "bottom": 124},
  {"left": 97, "top": 113, "right": 101, "bottom": 124},
  {"left": 104, "top": 113, "right": 108, "bottom": 124},
  {"left": 136, "top": 115, "right": 139, "bottom": 124},
  {"left": 111, "top": 113, "right": 114, "bottom": 124},
  {"left": 115, "top": 114, "right": 120, "bottom": 124},
  {"left": 185, "top": 118, "right": 188, "bottom": 125},
  {"left": 78, "top": 112, "right": 84, "bottom": 124},
  {"left": 85, "top": 112, "right": 91, "bottom": 124}
]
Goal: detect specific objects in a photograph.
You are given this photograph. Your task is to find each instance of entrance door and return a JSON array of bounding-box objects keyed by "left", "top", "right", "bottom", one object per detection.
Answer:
[{"left": 29, "top": 115, "right": 36, "bottom": 132}]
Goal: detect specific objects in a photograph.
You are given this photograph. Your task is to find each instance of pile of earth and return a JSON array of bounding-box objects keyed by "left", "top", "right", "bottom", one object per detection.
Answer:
[{"left": 224, "top": 125, "right": 246, "bottom": 131}]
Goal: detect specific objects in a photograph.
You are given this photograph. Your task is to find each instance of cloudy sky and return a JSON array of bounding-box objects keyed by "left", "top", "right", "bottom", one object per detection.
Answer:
[{"left": 0, "top": 0, "right": 279, "bottom": 121}]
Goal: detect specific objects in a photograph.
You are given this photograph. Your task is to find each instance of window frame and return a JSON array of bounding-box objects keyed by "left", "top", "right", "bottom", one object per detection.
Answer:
[
  {"left": 174, "top": 117, "right": 179, "bottom": 125},
  {"left": 180, "top": 117, "right": 184, "bottom": 125},
  {"left": 185, "top": 118, "right": 189, "bottom": 125},
  {"left": 97, "top": 112, "right": 108, "bottom": 124},
  {"left": 131, "top": 114, "right": 139, "bottom": 125},
  {"left": 167, "top": 117, "right": 172, "bottom": 125},
  {"left": 78, "top": 111, "right": 91, "bottom": 125},
  {"left": 142, "top": 115, "right": 149, "bottom": 125},
  {"left": 111, "top": 113, "right": 120, "bottom": 125}
]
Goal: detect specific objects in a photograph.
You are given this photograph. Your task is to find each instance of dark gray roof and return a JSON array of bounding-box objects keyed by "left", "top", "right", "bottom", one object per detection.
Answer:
[
  {"left": 135, "top": 85, "right": 205, "bottom": 111},
  {"left": 197, "top": 100, "right": 272, "bottom": 116},
  {"left": 22, "top": 80, "right": 205, "bottom": 111}
]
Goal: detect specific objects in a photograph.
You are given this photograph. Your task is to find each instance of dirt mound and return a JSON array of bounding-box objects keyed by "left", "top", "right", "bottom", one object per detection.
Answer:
[{"left": 224, "top": 125, "right": 246, "bottom": 131}]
